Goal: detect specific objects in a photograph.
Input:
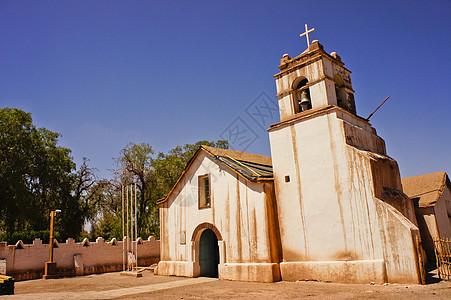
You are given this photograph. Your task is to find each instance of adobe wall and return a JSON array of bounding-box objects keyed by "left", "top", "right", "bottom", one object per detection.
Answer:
[
  {"left": 158, "top": 151, "right": 281, "bottom": 282},
  {"left": 415, "top": 206, "right": 437, "bottom": 261},
  {"left": 0, "top": 236, "right": 160, "bottom": 281},
  {"left": 269, "top": 107, "right": 421, "bottom": 284},
  {"left": 412, "top": 186, "right": 451, "bottom": 261},
  {"left": 435, "top": 188, "right": 451, "bottom": 239}
]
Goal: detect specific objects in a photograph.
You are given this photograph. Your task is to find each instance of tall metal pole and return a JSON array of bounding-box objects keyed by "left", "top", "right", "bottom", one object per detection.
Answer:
[
  {"left": 126, "top": 185, "right": 130, "bottom": 271},
  {"left": 130, "top": 184, "right": 134, "bottom": 271},
  {"left": 135, "top": 182, "right": 138, "bottom": 270},
  {"left": 121, "top": 184, "right": 125, "bottom": 272}
]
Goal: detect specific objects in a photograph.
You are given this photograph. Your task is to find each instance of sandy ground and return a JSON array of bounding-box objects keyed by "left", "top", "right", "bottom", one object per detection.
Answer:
[{"left": 2, "top": 270, "right": 450, "bottom": 300}]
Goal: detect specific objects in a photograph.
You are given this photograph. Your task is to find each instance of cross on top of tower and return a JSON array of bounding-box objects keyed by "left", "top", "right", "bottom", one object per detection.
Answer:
[{"left": 300, "top": 24, "right": 315, "bottom": 48}]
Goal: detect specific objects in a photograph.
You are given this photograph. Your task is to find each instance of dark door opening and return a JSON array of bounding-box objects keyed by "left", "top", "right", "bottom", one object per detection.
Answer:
[{"left": 199, "top": 229, "right": 219, "bottom": 277}]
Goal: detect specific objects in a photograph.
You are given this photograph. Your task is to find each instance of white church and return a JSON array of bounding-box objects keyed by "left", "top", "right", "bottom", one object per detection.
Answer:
[{"left": 155, "top": 28, "right": 424, "bottom": 284}]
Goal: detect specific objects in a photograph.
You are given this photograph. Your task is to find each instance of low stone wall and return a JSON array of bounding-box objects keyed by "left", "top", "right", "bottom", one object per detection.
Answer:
[{"left": 0, "top": 237, "right": 160, "bottom": 281}]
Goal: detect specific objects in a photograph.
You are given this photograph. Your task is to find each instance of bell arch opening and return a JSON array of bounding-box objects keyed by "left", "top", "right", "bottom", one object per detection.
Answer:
[
  {"left": 292, "top": 76, "right": 311, "bottom": 113},
  {"left": 333, "top": 75, "right": 346, "bottom": 109},
  {"left": 333, "top": 74, "right": 356, "bottom": 114}
]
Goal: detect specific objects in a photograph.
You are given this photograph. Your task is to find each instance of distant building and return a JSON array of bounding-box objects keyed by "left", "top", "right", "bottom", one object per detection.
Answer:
[
  {"left": 156, "top": 37, "right": 424, "bottom": 284},
  {"left": 402, "top": 172, "right": 451, "bottom": 261}
]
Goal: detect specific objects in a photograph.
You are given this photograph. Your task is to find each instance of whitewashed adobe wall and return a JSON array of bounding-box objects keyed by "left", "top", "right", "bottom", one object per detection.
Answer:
[
  {"left": 0, "top": 236, "right": 159, "bottom": 280},
  {"left": 269, "top": 107, "right": 421, "bottom": 283},
  {"left": 157, "top": 151, "right": 281, "bottom": 282}
]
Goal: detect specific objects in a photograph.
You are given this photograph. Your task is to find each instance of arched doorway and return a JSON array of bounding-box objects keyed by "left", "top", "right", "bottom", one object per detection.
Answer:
[{"left": 199, "top": 229, "right": 219, "bottom": 277}]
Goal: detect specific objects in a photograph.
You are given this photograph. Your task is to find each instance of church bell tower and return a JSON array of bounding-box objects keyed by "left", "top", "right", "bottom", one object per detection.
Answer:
[
  {"left": 276, "top": 39, "right": 356, "bottom": 121},
  {"left": 268, "top": 26, "right": 422, "bottom": 284}
]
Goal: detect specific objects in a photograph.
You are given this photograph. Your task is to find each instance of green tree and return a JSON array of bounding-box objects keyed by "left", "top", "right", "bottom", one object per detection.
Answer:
[
  {"left": 91, "top": 140, "right": 228, "bottom": 240},
  {"left": 61, "top": 157, "right": 103, "bottom": 240},
  {"left": 148, "top": 140, "right": 228, "bottom": 237},
  {"left": 117, "top": 142, "right": 155, "bottom": 237},
  {"left": 86, "top": 179, "right": 123, "bottom": 241},
  {"left": 0, "top": 107, "right": 84, "bottom": 240},
  {"left": 152, "top": 140, "right": 229, "bottom": 201}
]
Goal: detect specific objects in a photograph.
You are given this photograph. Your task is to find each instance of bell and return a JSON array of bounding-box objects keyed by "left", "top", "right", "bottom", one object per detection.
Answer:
[{"left": 299, "top": 90, "right": 311, "bottom": 111}]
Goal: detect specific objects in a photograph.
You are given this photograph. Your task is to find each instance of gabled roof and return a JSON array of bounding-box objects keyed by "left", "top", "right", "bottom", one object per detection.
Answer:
[
  {"left": 157, "top": 145, "right": 273, "bottom": 204},
  {"left": 401, "top": 171, "right": 451, "bottom": 207},
  {"left": 201, "top": 145, "right": 273, "bottom": 180}
]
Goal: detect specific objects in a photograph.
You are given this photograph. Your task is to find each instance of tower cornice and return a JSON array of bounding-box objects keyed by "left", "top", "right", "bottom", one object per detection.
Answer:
[
  {"left": 267, "top": 105, "right": 370, "bottom": 132},
  {"left": 274, "top": 41, "right": 350, "bottom": 79}
]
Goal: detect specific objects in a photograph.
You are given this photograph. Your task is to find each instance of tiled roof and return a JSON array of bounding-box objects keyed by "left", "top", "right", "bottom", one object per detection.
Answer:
[{"left": 401, "top": 171, "right": 451, "bottom": 207}]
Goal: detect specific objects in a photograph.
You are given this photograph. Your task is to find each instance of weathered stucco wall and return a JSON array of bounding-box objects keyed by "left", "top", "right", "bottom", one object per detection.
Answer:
[
  {"left": 269, "top": 107, "right": 421, "bottom": 283},
  {"left": 415, "top": 206, "right": 437, "bottom": 261},
  {"left": 435, "top": 188, "right": 451, "bottom": 238},
  {"left": 444, "top": 185, "right": 451, "bottom": 218},
  {"left": 0, "top": 237, "right": 159, "bottom": 281},
  {"left": 414, "top": 186, "right": 451, "bottom": 261},
  {"left": 157, "top": 151, "right": 281, "bottom": 282},
  {"left": 375, "top": 199, "right": 421, "bottom": 283},
  {"left": 270, "top": 109, "right": 382, "bottom": 262},
  {"left": 157, "top": 41, "right": 424, "bottom": 284}
]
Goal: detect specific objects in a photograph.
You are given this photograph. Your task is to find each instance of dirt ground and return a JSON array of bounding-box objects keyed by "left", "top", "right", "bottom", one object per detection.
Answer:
[{"left": 3, "top": 270, "right": 450, "bottom": 300}]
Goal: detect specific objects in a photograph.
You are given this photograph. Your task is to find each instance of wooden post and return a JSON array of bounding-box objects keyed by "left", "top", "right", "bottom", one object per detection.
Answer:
[
  {"left": 49, "top": 211, "right": 55, "bottom": 263},
  {"left": 444, "top": 238, "right": 451, "bottom": 280},
  {"left": 44, "top": 209, "right": 60, "bottom": 279},
  {"left": 416, "top": 235, "right": 425, "bottom": 284},
  {"left": 366, "top": 96, "right": 390, "bottom": 121}
]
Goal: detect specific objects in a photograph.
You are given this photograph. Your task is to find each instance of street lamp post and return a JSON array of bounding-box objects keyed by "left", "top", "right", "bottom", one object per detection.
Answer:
[{"left": 43, "top": 209, "right": 61, "bottom": 279}]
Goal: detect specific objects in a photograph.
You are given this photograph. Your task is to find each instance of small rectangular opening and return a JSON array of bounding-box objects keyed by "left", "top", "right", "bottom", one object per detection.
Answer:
[
  {"left": 198, "top": 174, "right": 211, "bottom": 209},
  {"left": 179, "top": 231, "right": 186, "bottom": 244},
  {"left": 285, "top": 175, "right": 290, "bottom": 183}
]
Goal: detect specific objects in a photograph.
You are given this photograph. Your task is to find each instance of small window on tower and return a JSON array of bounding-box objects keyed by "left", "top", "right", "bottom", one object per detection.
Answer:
[{"left": 198, "top": 174, "right": 211, "bottom": 209}]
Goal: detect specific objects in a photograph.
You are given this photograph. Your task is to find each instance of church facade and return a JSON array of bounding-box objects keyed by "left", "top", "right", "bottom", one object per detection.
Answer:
[
  {"left": 156, "top": 37, "right": 424, "bottom": 284},
  {"left": 156, "top": 146, "right": 281, "bottom": 282}
]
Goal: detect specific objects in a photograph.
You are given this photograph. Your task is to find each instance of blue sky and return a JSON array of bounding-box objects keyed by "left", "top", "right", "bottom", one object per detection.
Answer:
[{"left": 1, "top": 0, "right": 450, "bottom": 178}]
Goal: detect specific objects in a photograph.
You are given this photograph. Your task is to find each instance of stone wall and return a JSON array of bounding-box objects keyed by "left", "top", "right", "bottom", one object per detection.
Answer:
[{"left": 0, "top": 236, "right": 160, "bottom": 281}]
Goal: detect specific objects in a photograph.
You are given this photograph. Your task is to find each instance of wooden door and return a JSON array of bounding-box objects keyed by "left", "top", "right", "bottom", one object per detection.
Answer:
[{"left": 199, "top": 229, "right": 219, "bottom": 277}]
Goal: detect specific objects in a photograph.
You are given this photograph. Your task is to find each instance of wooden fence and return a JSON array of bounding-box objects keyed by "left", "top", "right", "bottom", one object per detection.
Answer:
[{"left": 434, "top": 238, "right": 451, "bottom": 281}]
